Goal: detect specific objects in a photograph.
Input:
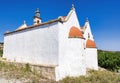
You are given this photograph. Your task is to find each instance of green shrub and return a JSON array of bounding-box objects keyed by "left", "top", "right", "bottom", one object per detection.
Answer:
[
  {"left": 25, "top": 63, "right": 31, "bottom": 72},
  {"left": 98, "top": 50, "right": 120, "bottom": 71},
  {"left": 0, "top": 49, "right": 3, "bottom": 57}
]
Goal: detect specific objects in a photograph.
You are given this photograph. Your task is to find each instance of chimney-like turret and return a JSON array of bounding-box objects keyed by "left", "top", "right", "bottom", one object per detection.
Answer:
[{"left": 33, "top": 8, "right": 42, "bottom": 25}]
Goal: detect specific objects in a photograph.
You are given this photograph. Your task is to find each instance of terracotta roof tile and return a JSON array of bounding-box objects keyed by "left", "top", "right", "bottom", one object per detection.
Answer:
[
  {"left": 69, "top": 26, "right": 84, "bottom": 39},
  {"left": 5, "top": 8, "right": 75, "bottom": 35},
  {"left": 4, "top": 19, "right": 61, "bottom": 35},
  {"left": 86, "top": 39, "right": 96, "bottom": 48}
]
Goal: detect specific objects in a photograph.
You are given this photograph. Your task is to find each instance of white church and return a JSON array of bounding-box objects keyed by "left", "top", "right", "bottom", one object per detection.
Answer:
[{"left": 3, "top": 5, "right": 98, "bottom": 81}]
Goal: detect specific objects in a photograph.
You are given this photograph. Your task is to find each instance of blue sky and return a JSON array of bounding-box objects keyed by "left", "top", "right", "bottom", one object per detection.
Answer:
[{"left": 0, "top": 0, "right": 120, "bottom": 51}]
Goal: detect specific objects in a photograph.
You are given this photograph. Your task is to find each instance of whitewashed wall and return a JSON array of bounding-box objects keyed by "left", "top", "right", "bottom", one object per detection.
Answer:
[
  {"left": 83, "top": 21, "right": 94, "bottom": 43},
  {"left": 3, "top": 22, "right": 59, "bottom": 66},
  {"left": 55, "top": 9, "right": 86, "bottom": 81},
  {"left": 83, "top": 21, "right": 98, "bottom": 70},
  {"left": 85, "top": 48, "right": 98, "bottom": 70}
]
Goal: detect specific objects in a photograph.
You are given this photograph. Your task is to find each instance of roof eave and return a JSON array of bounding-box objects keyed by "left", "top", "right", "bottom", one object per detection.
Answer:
[{"left": 4, "top": 18, "right": 63, "bottom": 35}]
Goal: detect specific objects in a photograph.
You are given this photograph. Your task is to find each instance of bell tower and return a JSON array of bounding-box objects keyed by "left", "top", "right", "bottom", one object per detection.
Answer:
[{"left": 33, "top": 8, "right": 42, "bottom": 25}]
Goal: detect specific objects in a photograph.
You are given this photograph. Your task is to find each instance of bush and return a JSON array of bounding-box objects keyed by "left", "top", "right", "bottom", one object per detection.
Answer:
[
  {"left": 25, "top": 63, "right": 31, "bottom": 72},
  {"left": 98, "top": 50, "right": 120, "bottom": 71},
  {"left": 0, "top": 49, "right": 3, "bottom": 57}
]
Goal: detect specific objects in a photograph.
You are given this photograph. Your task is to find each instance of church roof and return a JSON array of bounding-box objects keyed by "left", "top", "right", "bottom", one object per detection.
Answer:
[
  {"left": 4, "top": 5, "right": 76, "bottom": 35},
  {"left": 4, "top": 19, "right": 61, "bottom": 35},
  {"left": 81, "top": 26, "right": 86, "bottom": 33},
  {"left": 81, "top": 18, "right": 89, "bottom": 33},
  {"left": 86, "top": 39, "right": 96, "bottom": 48},
  {"left": 69, "top": 26, "right": 84, "bottom": 39},
  {"left": 16, "top": 21, "right": 27, "bottom": 30}
]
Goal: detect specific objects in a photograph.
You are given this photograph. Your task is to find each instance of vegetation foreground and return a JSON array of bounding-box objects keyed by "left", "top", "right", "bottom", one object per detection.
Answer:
[
  {"left": 0, "top": 61, "right": 120, "bottom": 83},
  {"left": 60, "top": 70, "right": 120, "bottom": 83},
  {"left": 0, "top": 49, "right": 120, "bottom": 82},
  {"left": 98, "top": 50, "right": 120, "bottom": 71}
]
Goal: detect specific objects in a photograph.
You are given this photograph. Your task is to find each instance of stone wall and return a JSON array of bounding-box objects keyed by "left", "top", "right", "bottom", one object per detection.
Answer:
[
  {"left": 4, "top": 62, "right": 56, "bottom": 80},
  {"left": 30, "top": 64, "right": 56, "bottom": 80}
]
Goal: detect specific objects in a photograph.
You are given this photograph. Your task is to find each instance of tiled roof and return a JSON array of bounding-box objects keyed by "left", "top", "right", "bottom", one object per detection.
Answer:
[
  {"left": 4, "top": 7, "right": 75, "bottom": 35},
  {"left": 69, "top": 26, "right": 84, "bottom": 39},
  {"left": 86, "top": 39, "right": 96, "bottom": 48},
  {"left": 4, "top": 18, "right": 61, "bottom": 35},
  {"left": 16, "top": 23, "right": 27, "bottom": 31}
]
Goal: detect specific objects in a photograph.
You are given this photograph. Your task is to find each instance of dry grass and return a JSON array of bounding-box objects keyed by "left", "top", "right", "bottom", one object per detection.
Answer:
[
  {"left": 59, "top": 70, "right": 120, "bottom": 83},
  {"left": 0, "top": 61, "right": 55, "bottom": 83},
  {"left": 0, "top": 61, "right": 120, "bottom": 83}
]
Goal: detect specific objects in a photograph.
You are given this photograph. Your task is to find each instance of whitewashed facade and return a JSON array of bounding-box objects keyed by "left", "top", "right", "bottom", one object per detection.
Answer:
[{"left": 3, "top": 5, "right": 98, "bottom": 81}]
